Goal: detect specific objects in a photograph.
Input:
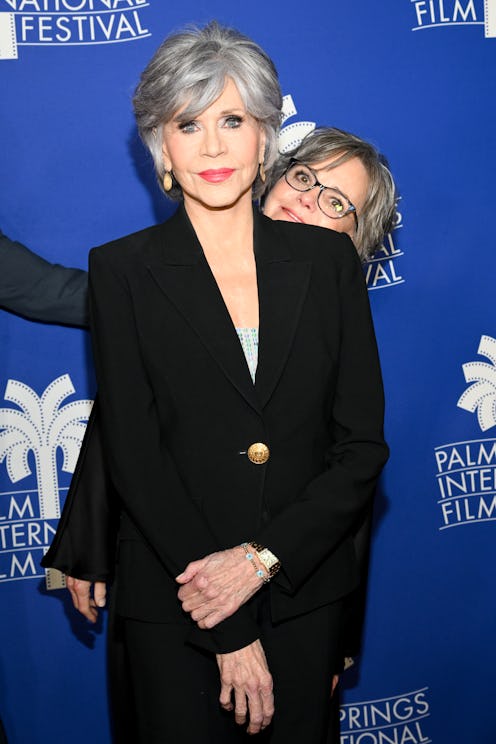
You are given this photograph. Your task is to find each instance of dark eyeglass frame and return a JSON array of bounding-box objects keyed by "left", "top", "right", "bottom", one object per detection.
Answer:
[{"left": 284, "top": 158, "right": 359, "bottom": 231}]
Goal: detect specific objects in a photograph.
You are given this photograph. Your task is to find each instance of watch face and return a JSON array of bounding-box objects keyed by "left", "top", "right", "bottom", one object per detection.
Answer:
[{"left": 258, "top": 548, "right": 278, "bottom": 569}]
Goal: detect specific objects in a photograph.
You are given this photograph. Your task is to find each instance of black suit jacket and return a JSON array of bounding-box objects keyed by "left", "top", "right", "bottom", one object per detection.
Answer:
[
  {"left": 0, "top": 230, "right": 87, "bottom": 326},
  {"left": 45, "top": 206, "right": 387, "bottom": 655}
]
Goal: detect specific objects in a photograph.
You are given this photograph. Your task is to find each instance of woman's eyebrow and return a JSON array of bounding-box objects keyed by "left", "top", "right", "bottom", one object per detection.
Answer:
[{"left": 218, "top": 108, "right": 246, "bottom": 115}]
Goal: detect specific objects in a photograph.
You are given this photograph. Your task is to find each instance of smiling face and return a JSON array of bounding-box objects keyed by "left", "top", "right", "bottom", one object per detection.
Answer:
[
  {"left": 263, "top": 154, "right": 370, "bottom": 242},
  {"left": 161, "top": 78, "right": 266, "bottom": 214}
]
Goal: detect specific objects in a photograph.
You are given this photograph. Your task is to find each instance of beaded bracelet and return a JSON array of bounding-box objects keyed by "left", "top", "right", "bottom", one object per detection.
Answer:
[{"left": 240, "top": 542, "right": 268, "bottom": 583}]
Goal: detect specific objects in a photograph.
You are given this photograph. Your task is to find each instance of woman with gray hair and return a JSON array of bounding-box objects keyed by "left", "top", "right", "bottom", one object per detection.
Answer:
[{"left": 41, "top": 22, "right": 389, "bottom": 742}]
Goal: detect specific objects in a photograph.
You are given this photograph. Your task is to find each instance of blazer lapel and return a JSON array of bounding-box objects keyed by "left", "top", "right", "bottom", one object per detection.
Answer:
[
  {"left": 145, "top": 207, "right": 312, "bottom": 413},
  {"left": 145, "top": 207, "right": 262, "bottom": 414},
  {"left": 254, "top": 213, "right": 312, "bottom": 408}
]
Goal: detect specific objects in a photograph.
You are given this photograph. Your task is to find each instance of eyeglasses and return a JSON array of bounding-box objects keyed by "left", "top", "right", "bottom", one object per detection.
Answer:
[{"left": 284, "top": 159, "right": 358, "bottom": 231}]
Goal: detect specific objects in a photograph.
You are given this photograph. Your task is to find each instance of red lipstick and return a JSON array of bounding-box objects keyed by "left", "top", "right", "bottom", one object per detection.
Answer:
[{"left": 198, "top": 168, "right": 234, "bottom": 183}]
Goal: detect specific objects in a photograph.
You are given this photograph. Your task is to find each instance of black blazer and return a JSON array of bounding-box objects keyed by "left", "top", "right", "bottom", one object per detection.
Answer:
[
  {"left": 0, "top": 231, "right": 88, "bottom": 326},
  {"left": 46, "top": 206, "right": 387, "bottom": 655}
]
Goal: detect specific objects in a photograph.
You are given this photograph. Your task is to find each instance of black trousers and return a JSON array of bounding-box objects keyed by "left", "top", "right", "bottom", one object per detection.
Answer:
[{"left": 117, "top": 592, "right": 343, "bottom": 744}]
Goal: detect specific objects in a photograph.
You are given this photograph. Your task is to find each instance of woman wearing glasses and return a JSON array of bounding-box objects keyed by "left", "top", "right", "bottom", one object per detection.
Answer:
[{"left": 264, "top": 126, "right": 393, "bottom": 262}]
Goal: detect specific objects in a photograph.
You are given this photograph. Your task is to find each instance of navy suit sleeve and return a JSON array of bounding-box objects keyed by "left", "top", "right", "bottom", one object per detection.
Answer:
[{"left": 0, "top": 230, "right": 88, "bottom": 327}]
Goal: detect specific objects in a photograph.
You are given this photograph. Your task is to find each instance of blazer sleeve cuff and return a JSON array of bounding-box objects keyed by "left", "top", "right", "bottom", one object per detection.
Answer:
[
  {"left": 187, "top": 609, "right": 260, "bottom": 655},
  {"left": 41, "top": 399, "right": 119, "bottom": 582}
]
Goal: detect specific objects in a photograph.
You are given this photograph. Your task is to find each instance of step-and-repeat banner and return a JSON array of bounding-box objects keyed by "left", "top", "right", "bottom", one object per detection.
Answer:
[{"left": 1, "top": 2, "right": 495, "bottom": 742}]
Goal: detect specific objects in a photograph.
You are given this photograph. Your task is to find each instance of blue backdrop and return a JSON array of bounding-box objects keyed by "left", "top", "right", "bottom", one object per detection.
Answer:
[{"left": 1, "top": 1, "right": 495, "bottom": 742}]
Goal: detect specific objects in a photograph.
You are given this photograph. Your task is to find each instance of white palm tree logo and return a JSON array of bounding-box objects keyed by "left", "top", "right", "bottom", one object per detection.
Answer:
[
  {"left": 457, "top": 335, "right": 496, "bottom": 431},
  {"left": 0, "top": 374, "right": 93, "bottom": 519},
  {"left": 278, "top": 95, "right": 316, "bottom": 153}
]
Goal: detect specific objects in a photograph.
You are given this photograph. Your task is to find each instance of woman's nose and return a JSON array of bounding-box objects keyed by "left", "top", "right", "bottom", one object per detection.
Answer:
[
  {"left": 298, "top": 188, "right": 318, "bottom": 211},
  {"left": 202, "top": 126, "right": 225, "bottom": 157}
]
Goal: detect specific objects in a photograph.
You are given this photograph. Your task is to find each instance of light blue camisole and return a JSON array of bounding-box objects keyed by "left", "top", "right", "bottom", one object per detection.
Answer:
[{"left": 235, "top": 327, "right": 259, "bottom": 383}]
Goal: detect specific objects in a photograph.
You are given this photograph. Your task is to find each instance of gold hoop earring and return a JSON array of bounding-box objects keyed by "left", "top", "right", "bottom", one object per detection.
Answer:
[
  {"left": 259, "top": 162, "right": 266, "bottom": 184},
  {"left": 163, "top": 170, "right": 173, "bottom": 192}
]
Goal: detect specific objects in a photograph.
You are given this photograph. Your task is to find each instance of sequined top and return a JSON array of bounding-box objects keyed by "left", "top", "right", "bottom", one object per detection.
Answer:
[{"left": 235, "top": 327, "right": 259, "bottom": 383}]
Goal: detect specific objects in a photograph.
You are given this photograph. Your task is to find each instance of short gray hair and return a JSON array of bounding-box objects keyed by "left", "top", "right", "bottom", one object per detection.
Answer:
[
  {"left": 133, "top": 21, "right": 282, "bottom": 200},
  {"left": 268, "top": 127, "right": 397, "bottom": 260}
]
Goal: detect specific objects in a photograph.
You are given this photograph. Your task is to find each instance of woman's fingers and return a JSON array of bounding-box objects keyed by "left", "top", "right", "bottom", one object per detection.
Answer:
[
  {"left": 191, "top": 595, "right": 236, "bottom": 627},
  {"left": 189, "top": 594, "right": 239, "bottom": 627},
  {"left": 65, "top": 577, "right": 104, "bottom": 623},
  {"left": 177, "top": 574, "right": 211, "bottom": 607},
  {"left": 175, "top": 556, "right": 209, "bottom": 584},
  {"left": 241, "top": 680, "right": 274, "bottom": 734},
  {"left": 178, "top": 547, "right": 263, "bottom": 627},
  {"left": 219, "top": 680, "right": 234, "bottom": 710},
  {"left": 219, "top": 681, "right": 234, "bottom": 711},
  {"left": 93, "top": 581, "right": 107, "bottom": 608},
  {"left": 197, "top": 609, "right": 224, "bottom": 628},
  {"left": 234, "top": 686, "right": 249, "bottom": 726},
  {"left": 66, "top": 576, "right": 97, "bottom": 622},
  {"left": 260, "top": 686, "right": 275, "bottom": 730},
  {"left": 216, "top": 640, "right": 274, "bottom": 735},
  {"left": 245, "top": 687, "right": 266, "bottom": 734}
]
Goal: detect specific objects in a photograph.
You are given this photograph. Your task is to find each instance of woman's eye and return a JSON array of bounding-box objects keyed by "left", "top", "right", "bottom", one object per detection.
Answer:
[
  {"left": 179, "top": 121, "right": 198, "bottom": 134},
  {"left": 223, "top": 115, "right": 243, "bottom": 128},
  {"left": 295, "top": 170, "right": 311, "bottom": 184},
  {"left": 329, "top": 198, "right": 345, "bottom": 213}
]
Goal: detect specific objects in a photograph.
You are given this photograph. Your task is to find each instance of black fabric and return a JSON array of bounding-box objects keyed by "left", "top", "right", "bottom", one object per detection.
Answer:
[
  {"left": 84, "top": 207, "right": 387, "bottom": 655},
  {"left": 43, "top": 398, "right": 375, "bottom": 663},
  {"left": 338, "top": 503, "right": 374, "bottom": 660},
  {"left": 43, "top": 206, "right": 387, "bottom": 739},
  {"left": 41, "top": 398, "right": 120, "bottom": 582},
  {"left": 121, "top": 593, "right": 344, "bottom": 744},
  {"left": 106, "top": 584, "right": 139, "bottom": 744}
]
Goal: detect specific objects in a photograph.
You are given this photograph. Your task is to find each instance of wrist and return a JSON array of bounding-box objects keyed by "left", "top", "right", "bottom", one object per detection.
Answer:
[{"left": 240, "top": 543, "right": 267, "bottom": 583}]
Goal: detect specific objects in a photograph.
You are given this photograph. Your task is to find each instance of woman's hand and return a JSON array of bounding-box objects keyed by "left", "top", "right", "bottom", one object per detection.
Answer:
[
  {"left": 216, "top": 639, "right": 274, "bottom": 735},
  {"left": 176, "top": 546, "right": 263, "bottom": 629},
  {"left": 66, "top": 576, "right": 106, "bottom": 623}
]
